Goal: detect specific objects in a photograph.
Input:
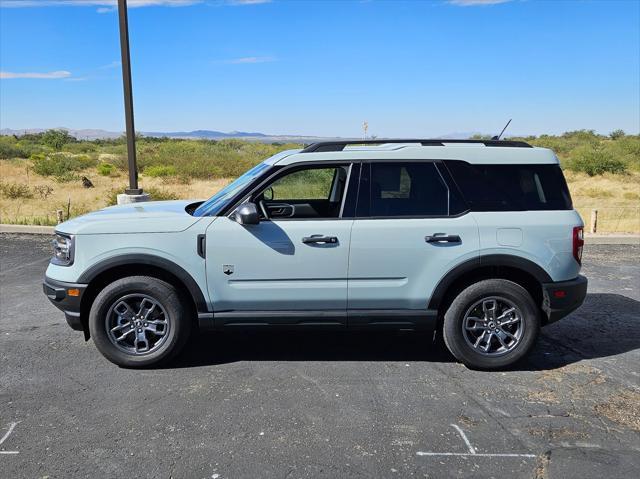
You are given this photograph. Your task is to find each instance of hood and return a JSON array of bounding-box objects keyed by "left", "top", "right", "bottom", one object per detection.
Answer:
[{"left": 56, "top": 200, "right": 205, "bottom": 235}]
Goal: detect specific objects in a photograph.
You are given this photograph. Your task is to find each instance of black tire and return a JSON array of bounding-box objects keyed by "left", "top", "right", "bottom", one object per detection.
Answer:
[
  {"left": 89, "top": 276, "right": 192, "bottom": 368},
  {"left": 442, "top": 279, "right": 540, "bottom": 370}
]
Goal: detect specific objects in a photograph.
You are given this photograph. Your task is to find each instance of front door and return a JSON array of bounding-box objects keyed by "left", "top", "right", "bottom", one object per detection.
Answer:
[{"left": 206, "top": 163, "right": 355, "bottom": 326}]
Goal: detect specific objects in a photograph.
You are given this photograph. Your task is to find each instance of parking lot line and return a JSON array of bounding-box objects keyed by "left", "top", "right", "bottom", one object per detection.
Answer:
[
  {"left": 0, "top": 422, "right": 19, "bottom": 455},
  {"left": 416, "top": 424, "right": 536, "bottom": 459}
]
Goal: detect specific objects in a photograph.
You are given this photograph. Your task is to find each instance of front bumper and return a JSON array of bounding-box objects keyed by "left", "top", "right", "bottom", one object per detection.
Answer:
[
  {"left": 43, "top": 277, "right": 88, "bottom": 333},
  {"left": 542, "top": 274, "right": 588, "bottom": 324}
]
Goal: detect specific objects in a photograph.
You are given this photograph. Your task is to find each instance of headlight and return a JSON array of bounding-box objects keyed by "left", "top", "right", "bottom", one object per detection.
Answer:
[{"left": 51, "top": 233, "right": 74, "bottom": 266}]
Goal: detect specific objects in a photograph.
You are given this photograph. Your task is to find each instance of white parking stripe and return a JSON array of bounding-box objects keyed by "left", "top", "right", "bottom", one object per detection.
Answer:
[
  {"left": 0, "top": 422, "right": 19, "bottom": 455},
  {"left": 416, "top": 424, "right": 535, "bottom": 459},
  {"left": 451, "top": 424, "right": 476, "bottom": 454}
]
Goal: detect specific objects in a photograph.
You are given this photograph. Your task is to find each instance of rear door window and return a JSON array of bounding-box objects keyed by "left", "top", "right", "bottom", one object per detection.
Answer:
[
  {"left": 367, "top": 162, "right": 449, "bottom": 217},
  {"left": 444, "top": 161, "right": 573, "bottom": 211}
]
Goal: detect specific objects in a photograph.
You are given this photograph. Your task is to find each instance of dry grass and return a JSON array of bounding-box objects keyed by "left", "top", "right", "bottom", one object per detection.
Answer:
[
  {"left": 1, "top": 159, "right": 639, "bottom": 232},
  {"left": 567, "top": 170, "right": 640, "bottom": 233},
  {"left": 0, "top": 160, "right": 231, "bottom": 225}
]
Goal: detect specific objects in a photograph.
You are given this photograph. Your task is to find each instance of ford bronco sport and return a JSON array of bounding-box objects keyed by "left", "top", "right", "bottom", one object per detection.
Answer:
[{"left": 43, "top": 139, "right": 588, "bottom": 369}]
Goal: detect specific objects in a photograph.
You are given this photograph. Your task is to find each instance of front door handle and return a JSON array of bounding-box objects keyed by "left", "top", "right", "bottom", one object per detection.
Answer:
[
  {"left": 302, "top": 235, "right": 338, "bottom": 244},
  {"left": 425, "top": 234, "right": 461, "bottom": 243}
]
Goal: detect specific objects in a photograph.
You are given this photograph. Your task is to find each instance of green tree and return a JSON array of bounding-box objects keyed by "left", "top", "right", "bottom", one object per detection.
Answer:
[
  {"left": 609, "top": 129, "right": 626, "bottom": 140},
  {"left": 42, "top": 129, "right": 75, "bottom": 150}
]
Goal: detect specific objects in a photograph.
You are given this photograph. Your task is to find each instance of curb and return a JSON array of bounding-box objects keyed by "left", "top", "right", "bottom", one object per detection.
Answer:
[
  {"left": 1, "top": 224, "right": 55, "bottom": 234},
  {"left": 584, "top": 234, "right": 640, "bottom": 245},
  {"left": 1, "top": 224, "right": 639, "bottom": 244}
]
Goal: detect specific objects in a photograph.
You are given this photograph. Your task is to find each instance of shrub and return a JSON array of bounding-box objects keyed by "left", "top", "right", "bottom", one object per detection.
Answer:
[
  {"left": 566, "top": 146, "right": 627, "bottom": 176},
  {"left": 0, "top": 182, "right": 33, "bottom": 199},
  {"left": 31, "top": 153, "right": 97, "bottom": 177},
  {"left": 33, "top": 184, "right": 54, "bottom": 199},
  {"left": 97, "top": 163, "right": 116, "bottom": 176},
  {"left": 105, "top": 186, "right": 180, "bottom": 206},
  {"left": 623, "top": 191, "right": 640, "bottom": 200},
  {"left": 144, "top": 165, "right": 177, "bottom": 177},
  {"left": 144, "top": 187, "right": 180, "bottom": 201},
  {"left": 610, "top": 129, "right": 626, "bottom": 140},
  {"left": 105, "top": 187, "right": 127, "bottom": 207},
  {"left": 54, "top": 173, "right": 81, "bottom": 183},
  {"left": 0, "top": 136, "right": 28, "bottom": 159}
]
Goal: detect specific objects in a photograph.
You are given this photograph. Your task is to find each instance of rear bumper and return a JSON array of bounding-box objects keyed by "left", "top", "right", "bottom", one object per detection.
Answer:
[
  {"left": 43, "top": 276, "right": 87, "bottom": 332},
  {"left": 542, "top": 275, "right": 588, "bottom": 324}
]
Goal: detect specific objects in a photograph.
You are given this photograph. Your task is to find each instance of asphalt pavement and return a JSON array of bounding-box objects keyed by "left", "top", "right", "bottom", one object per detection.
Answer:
[{"left": 1, "top": 234, "right": 639, "bottom": 478}]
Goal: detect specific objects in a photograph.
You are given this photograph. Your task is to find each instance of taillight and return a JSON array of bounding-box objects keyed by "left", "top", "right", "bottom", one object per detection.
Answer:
[{"left": 573, "top": 226, "right": 584, "bottom": 265}]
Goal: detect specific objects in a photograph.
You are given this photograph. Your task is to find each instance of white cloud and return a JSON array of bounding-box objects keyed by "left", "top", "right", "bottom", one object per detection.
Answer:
[
  {"left": 99, "top": 60, "right": 121, "bottom": 69},
  {"left": 226, "top": 56, "right": 275, "bottom": 64},
  {"left": 448, "top": 0, "right": 512, "bottom": 6},
  {"left": 0, "top": 70, "right": 72, "bottom": 79},
  {"left": 0, "top": 1, "right": 202, "bottom": 8}
]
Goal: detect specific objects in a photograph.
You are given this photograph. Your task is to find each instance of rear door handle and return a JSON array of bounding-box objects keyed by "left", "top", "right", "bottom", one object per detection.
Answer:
[
  {"left": 302, "top": 235, "right": 338, "bottom": 244},
  {"left": 425, "top": 234, "right": 461, "bottom": 243}
]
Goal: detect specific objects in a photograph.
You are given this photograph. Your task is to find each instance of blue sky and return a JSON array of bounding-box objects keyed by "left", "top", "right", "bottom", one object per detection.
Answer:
[{"left": 1, "top": 0, "right": 639, "bottom": 137}]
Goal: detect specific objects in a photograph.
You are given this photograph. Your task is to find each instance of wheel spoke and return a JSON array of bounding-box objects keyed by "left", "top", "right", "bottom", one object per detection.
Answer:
[
  {"left": 482, "top": 299, "right": 498, "bottom": 321},
  {"left": 497, "top": 307, "right": 516, "bottom": 321},
  {"left": 474, "top": 330, "right": 487, "bottom": 348},
  {"left": 115, "top": 328, "right": 135, "bottom": 342},
  {"left": 499, "top": 328, "right": 518, "bottom": 341},
  {"left": 138, "top": 298, "right": 157, "bottom": 320},
  {"left": 495, "top": 331, "right": 509, "bottom": 349},
  {"left": 499, "top": 316, "right": 520, "bottom": 327},
  {"left": 134, "top": 328, "right": 149, "bottom": 353},
  {"left": 113, "top": 300, "right": 135, "bottom": 319},
  {"left": 465, "top": 316, "right": 487, "bottom": 331},
  {"left": 144, "top": 319, "right": 167, "bottom": 336},
  {"left": 481, "top": 332, "right": 494, "bottom": 352},
  {"left": 110, "top": 322, "right": 132, "bottom": 333}
]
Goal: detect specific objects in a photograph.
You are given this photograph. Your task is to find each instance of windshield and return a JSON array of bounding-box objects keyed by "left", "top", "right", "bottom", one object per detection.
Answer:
[{"left": 193, "top": 161, "right": 271, "bottom": 216}]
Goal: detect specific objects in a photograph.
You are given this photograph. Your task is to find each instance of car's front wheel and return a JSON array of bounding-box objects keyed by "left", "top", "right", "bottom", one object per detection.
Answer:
[
  {"left": 442, "top": 279, "right": 540, "bottom": 370},
  {"left": 89, "top": 276, "right": 192, "bottom": 368}
]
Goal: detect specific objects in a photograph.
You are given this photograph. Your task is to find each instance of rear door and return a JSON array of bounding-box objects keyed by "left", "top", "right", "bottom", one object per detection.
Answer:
[{"left": 347, "top": 161, "right": 479, "bottom": 326}]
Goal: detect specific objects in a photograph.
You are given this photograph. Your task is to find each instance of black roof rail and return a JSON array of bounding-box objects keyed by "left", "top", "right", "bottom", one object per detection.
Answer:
[{"left": 301, "top": 138, "right": 532, "bottom": 153}]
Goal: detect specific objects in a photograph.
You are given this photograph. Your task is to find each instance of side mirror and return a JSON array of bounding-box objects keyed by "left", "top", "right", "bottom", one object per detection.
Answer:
[
  {"left": 234, "top": 202, "right": 260, "bottom": 225},
  {"left": 263, "top": 186, "right": 274, "bottom": 201}
]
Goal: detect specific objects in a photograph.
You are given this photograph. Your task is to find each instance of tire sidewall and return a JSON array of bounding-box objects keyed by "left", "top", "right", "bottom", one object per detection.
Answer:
[
  {"left": 89, "top": 276, "right": 189, "bottom": 368},
  {"left": 443, "top": 279, "right": 540, "bottom": 370}
]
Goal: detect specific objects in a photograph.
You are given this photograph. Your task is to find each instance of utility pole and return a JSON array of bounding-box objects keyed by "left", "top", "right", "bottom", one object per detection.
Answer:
[
  {"left": 363, "top": 121, "right": 368, "bottom": 140},
  {"left": 117, "top": 0, "right": 148, "bottom": 203}
]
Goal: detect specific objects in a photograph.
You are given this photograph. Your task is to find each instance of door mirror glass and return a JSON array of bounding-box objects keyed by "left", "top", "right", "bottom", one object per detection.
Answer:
[{"left": 234, "top": 202, "right": 260, "bottom": 225}]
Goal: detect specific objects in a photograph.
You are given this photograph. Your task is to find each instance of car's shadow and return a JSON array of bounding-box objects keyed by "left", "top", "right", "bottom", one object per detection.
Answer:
[{"left": 169, "top": 293, "right": 640, "bottom": 370}]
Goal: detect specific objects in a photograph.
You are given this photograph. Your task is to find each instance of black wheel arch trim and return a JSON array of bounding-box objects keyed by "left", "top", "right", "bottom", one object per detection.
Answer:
[
  {"left": 77, "top": 254, "right": 209, "bottom": 313},
  {"left": 428, "top": 254, "right": 552, "bottom": 310}
]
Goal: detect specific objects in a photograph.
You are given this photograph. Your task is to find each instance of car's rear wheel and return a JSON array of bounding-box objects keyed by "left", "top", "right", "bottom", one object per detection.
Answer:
[
  {"left": 443, "top": 279, "right": 540, "bottom": 370},
  {"left": 89, "top": 276, "right": 191, "bottom": 368}
]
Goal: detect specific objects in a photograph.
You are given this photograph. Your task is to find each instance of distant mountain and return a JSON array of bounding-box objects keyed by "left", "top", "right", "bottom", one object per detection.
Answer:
[
  {"left": 0, "top": 128, "right": 122, "bottom": 140},
  {"left": 142, "top": 130, "right": 268, "bottom": 139},
  {"left": 1, "top": 127, "right": 508, "bottom": 142},
  {"left": 0, "top": 127, "right": 327, "bottom": 142}
]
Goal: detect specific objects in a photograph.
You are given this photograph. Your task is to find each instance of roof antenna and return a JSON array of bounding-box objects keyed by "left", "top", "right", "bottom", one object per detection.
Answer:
[{"left": 491, "top": 119, "right": 512, "bottom": 141}]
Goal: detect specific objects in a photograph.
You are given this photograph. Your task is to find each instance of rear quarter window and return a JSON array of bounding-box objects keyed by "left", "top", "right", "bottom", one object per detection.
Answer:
[{"left": 444, "top": 161, "right": 573, "bottom": 211}]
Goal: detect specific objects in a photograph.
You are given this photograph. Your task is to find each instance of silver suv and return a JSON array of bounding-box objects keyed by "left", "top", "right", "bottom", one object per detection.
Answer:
[{"left": 43, "top": 139, "right": 588, "bottom": 369}]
